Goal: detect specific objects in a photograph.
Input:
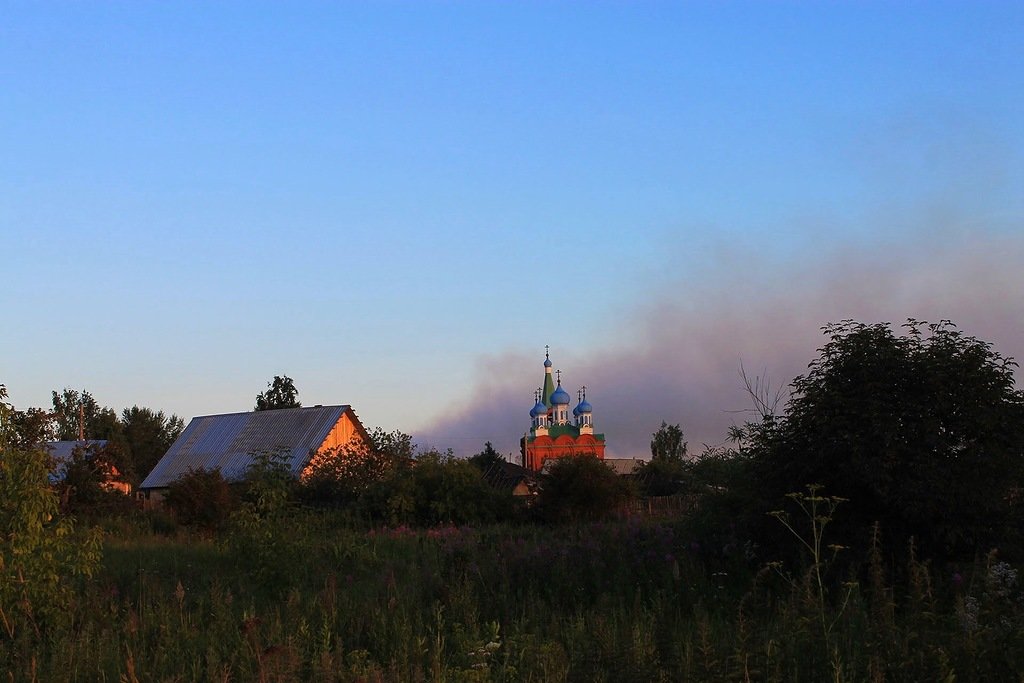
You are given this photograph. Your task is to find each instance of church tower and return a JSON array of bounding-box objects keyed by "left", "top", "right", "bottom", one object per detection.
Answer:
[{"left": 520, "top": 348, "right": 606, "bottom": 471}]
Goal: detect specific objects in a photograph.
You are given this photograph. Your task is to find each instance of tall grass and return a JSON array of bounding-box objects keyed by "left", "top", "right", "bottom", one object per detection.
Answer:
[{"left": 3, "top": 509, "right": 1022, "bottom": 681}]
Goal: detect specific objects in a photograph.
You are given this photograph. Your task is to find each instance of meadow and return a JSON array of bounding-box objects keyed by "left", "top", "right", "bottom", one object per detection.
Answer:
[{"left": 4, "top": 506, "right": 1023, "bottom": 682}]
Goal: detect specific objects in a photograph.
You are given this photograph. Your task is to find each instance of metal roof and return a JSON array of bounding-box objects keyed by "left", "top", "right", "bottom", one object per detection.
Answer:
[{"left": 141, "top": 405, "right": 353, "bottom": 489}]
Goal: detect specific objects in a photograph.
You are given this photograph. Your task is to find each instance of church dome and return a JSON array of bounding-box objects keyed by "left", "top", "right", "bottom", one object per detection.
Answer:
[
  {"left": 530, "top": 400, "right": 547, "bottom": 418},
  {"left": 551, "top": 385, "right": 571, "bottom": 405},
  {"left": 544, "top": 357, "right": 552, "bottom": 368},
  {"left": 577, "top": 399, "right": 593, "bottom": 414}
]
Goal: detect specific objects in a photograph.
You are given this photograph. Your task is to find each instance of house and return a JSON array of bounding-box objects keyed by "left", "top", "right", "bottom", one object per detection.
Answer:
[
  {"left": 140, "top": 405, "right": 369, "bottom": 500},
  {"left": 604, "top": 458, "right": 644, "bottom": 476},
  {"left": 480, "top": 459, "right": 537, "bottom": 498},
  {"left": 45, "top": 440, "right": 133, "bottom": 495},
  {"left": 520, "top": 349, "right": 607, "bottom": 471}
]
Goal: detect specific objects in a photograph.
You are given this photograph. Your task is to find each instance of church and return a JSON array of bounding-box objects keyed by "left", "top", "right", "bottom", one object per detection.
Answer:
[{"left": 520, "top": 348, "right": 606, "bottom": 471}]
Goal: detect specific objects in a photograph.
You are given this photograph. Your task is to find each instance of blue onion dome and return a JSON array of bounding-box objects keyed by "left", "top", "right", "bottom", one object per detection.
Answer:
[
  {"left": 531, "top": 400, "right": 547, "bottom": 418},
  {"left": 544, "top": 357, "right": 553, "bottom": 368},
  {"left": 551, "top": 384, "right": 571, "bottom": 405},
  {"left": 572, "top": 404, "right": 581, "bottom": 417},
  {"left": 577, "top": 399, "right": 593, "bottom": 414}
]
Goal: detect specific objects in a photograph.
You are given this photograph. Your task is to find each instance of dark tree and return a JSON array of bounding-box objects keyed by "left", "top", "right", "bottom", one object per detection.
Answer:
[
  {"left": 650, "top": 421, "right": 687, "bottom": 462},
  {"left": 254, "top": 375, "right": 301, "bottom": 411},
  {"left": 299, "top": 427, "right": 414, "bottom": 506},
  {"left": 121, "top": 406, "right": 184, "bottom": 485},
  {"left": 55, "top": 442, "right": 133, "bottom": 517},
  {"left": 9, "top": 407, "right": 55, "bottom": 450},
  {"left": 751, "top": 319, "right": 1024, "bottom": 559},
  {"left": 367, "top": 427, "right": 414, "bottom": 462},
  {"left": 358, "top": 449, "right": 511, "bottom": 526},
  {"left": 50, "top": 388, "right": 131, "bottom": 480},
  {"left": 639, "top": 422, "right": 689, "bottom": 496},
  {"left": 536, "top": 455, "right": 634, "bottom": 522},
  {"left": 51, "top": 389, "right": 121, "bottom": 441},
  {"left": 469, "top": 441, "right": 504, "bottom": 472}
]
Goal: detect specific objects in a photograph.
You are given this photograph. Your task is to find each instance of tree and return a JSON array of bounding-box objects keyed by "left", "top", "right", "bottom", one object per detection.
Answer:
[
  {"left": 54, "top": 442, "right": 134, "bottom": 517},
  {"left": 50, "top": 388, "right": 132, "bottom": 482},
  {"left": 358, "top": 449, "right": 511, "bottom": 526},
  {"left": 0, "top": 385, "right": 101, "bottom": 640},
  {"left": 536, "top": 455, "right": 634, "bottom": 522},
  {"left": 8, "top": 407, "right": 54, "bottom": 450},
  {"left": 751, "top": 320, "right": 1024, "bottom": 559},
  {"left": 50, "top": 388, "right": 121, "bottom": 441},
  {"left": 639, "top": 422, "right": 689, "bottom": 496},
  {"left": 121, "top": 406, "right": 184, "bottom": 485},
  {"left": 650, "top": 422, "right": 687, "bottom": 462},
  {"left": 254, "top": 375, "right": 301, "bottom": 411},
  {"left": 367, "top": 427, "right": 415, "bottom": 462},
  {"left": 469, "top": 441, "right": 504, "bottom": 473},
  {"left": 299, "top": 428, "right": 413, "bottom": 505}
]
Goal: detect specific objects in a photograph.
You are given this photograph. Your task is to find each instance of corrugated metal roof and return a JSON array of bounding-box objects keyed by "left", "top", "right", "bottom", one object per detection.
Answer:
[{"left": 141, "top": 405, "right": 351, "bottom": 489}]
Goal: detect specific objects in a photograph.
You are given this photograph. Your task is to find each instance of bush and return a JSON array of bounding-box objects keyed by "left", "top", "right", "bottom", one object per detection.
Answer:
[
  {"left": 360, "top": 451, "right": 513, "bottom": 526},
  {"left": 299, "top": 429, "right": 414, "bottom": 507},
  {"left": 163, "top": 467, "right": 235, "bottom": 531},
  {"left": 239, "top": 449, "right": 294, "bottom": 518}
]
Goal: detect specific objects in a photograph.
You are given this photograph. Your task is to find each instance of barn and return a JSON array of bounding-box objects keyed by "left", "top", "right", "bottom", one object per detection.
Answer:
[{"left": 140, "top": 404, "right": 369, "bottom": 499}]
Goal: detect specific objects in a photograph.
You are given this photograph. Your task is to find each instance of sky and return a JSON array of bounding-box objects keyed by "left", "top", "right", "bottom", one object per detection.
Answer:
[{"left": 2, "top": 2, "right": 1022, "bottom": 459}]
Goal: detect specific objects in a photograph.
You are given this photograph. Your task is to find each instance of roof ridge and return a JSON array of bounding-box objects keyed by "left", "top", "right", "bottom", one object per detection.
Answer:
[{"left": 190, "top": 405, "right": 350, "bottom": 419}]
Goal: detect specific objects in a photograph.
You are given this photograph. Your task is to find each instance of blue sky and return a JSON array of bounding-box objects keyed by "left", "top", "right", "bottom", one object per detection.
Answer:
[{"left": 2, "top": 3, "right": 1022, "bottom": 456}]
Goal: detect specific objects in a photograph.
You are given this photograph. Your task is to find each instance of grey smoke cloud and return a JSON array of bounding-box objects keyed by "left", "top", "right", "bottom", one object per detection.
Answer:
[{"left": 417, "top": 232, "right": 1024, "bottom": 460}]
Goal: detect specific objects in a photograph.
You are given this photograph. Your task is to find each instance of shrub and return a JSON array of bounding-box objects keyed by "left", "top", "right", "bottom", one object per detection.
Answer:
[
  {"left": 239, "top": 449, "right": 294, "bottom": 518},
  {"left": 163, "top": 467, "right": 235, "bottom": 530},
  {"left": 360, "top": 451, "right": 512, "bottom": 526},
  {"left": 0, "top": 385, "right": 101, "bottom": 643}
]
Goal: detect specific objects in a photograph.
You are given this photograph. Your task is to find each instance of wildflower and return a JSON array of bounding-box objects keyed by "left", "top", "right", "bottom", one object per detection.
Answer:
[
  {"left": 986, "top": 561, "right": 1018, "bottom": 598},
  {"left": 959, "top": 596, "right": 980, "bottom": 633}
]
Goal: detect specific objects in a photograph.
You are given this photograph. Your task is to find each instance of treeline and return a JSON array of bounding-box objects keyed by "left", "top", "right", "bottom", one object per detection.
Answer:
[
  {"left": 93, "top": 317, "right": 1024, "bottom": 571},
  {"left": 9, "top": 316, "right": 1024, "bottom": 567},
  {"left": 161, "top": 436, "right": 633, "bottom": 532},
  {"left": 6, "top": 387, "right": 183, "bottom": 488}
]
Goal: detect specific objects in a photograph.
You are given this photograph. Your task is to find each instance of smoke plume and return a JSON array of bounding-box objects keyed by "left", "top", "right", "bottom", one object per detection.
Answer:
[{"left": 417, "top": 232, "right": 1024, "bottom": 459}]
